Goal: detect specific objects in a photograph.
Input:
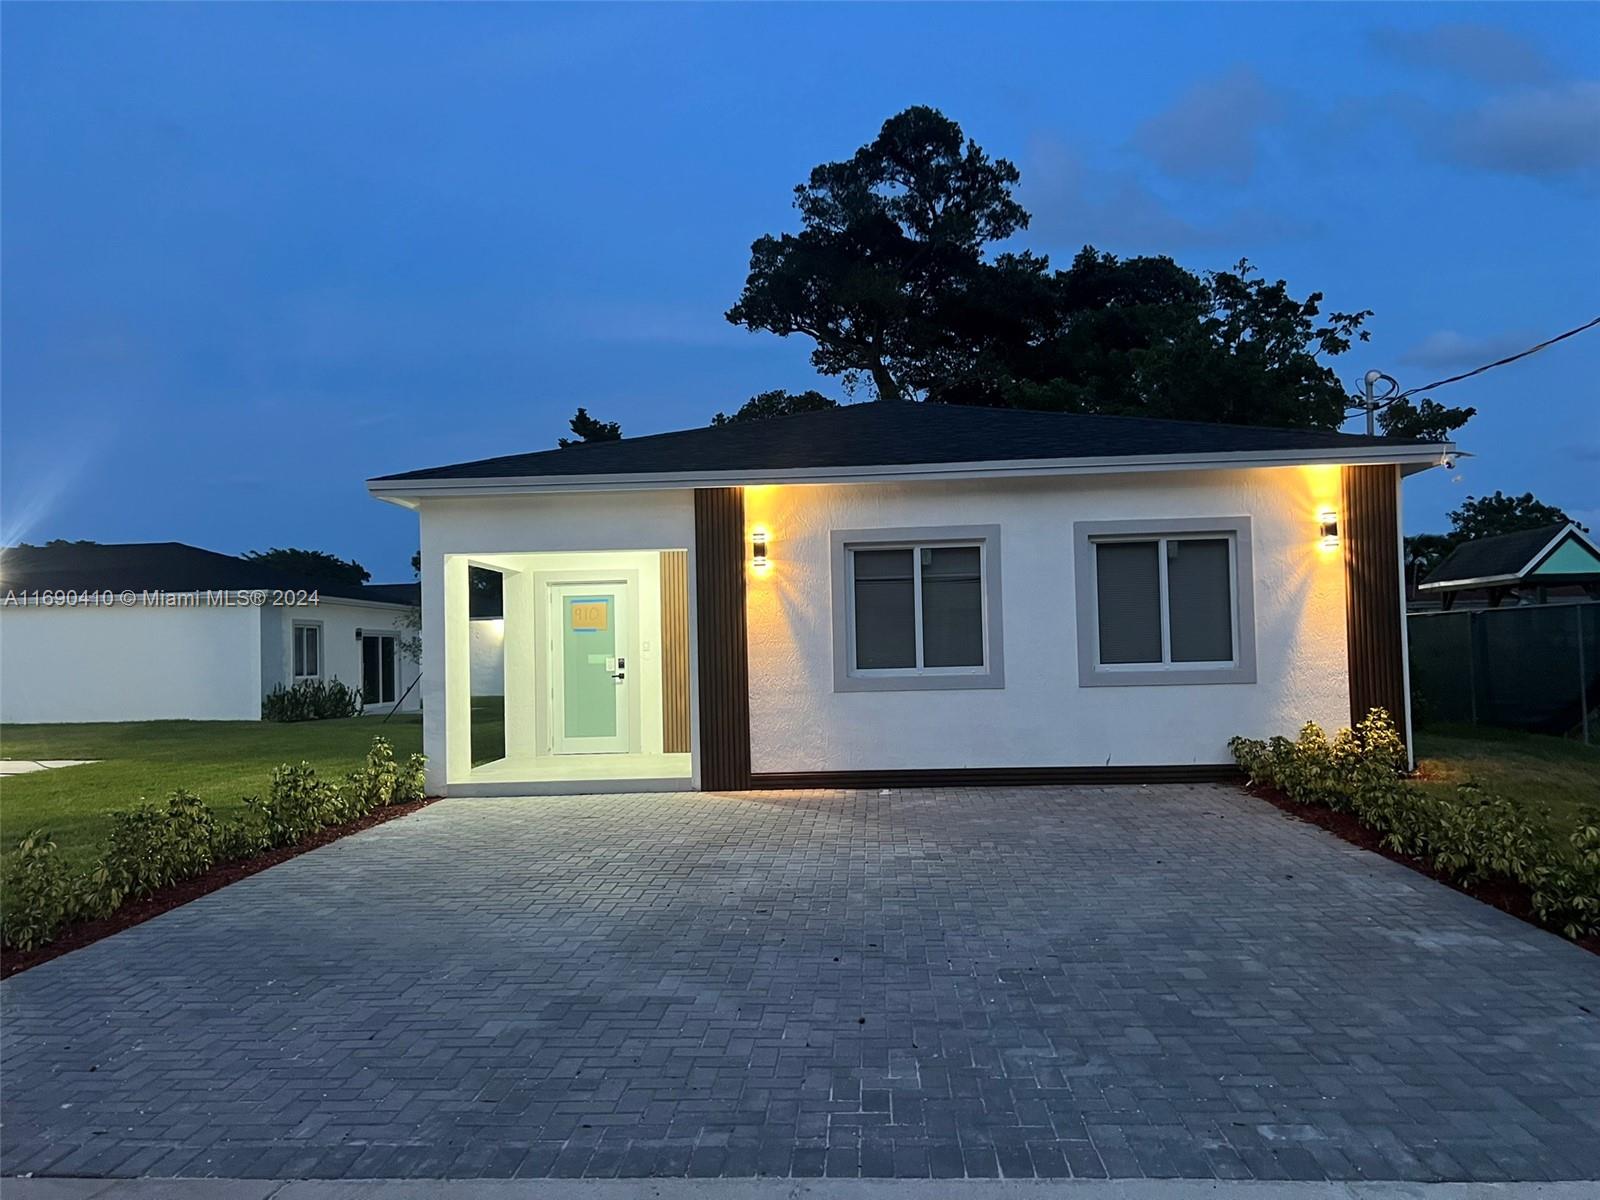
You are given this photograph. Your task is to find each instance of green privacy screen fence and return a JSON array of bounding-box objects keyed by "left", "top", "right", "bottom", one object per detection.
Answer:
[{"left": 1408, "top": 601, "right": 1599, "bottom": 742}]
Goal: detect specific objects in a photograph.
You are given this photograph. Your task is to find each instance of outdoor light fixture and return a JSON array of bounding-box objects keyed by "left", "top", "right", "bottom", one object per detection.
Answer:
[
  {"left": 1319, "top": 510, "right": 1339, "bottom": 549},
  {"left": 751, "top": 527, "right": 769, "bottom": 569}
]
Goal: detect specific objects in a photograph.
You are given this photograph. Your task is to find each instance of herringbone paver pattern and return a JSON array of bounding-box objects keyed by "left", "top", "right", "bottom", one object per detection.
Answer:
[{"left": 3, "top": 785, "right": 1597, "bottom": 1181}]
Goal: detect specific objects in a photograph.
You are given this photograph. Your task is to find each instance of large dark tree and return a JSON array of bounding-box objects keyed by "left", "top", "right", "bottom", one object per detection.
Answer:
[
  {"left": 558, "top": 407, "right": 622, "bottom": 447},
  {"left": 728, "top": 106, "right": 1474, "bottom": 436},
  {"left": 727, "top": 106, "right": 1027, "bottom": 404},
  {"left": 711, "top": 389, "right": 839, "bottom": 426},
  {"left": 1377, "top": 396, "right": 1476, "bottom": 442},
  {"left": 1448, "top": 491, "right": 1579, "bottom": 541},
  {"left": 243, "top": 547, "right": 369, "bottom": 586}
]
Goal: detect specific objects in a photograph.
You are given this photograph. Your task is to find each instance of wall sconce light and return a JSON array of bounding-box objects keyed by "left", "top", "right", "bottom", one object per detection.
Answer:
[
  {"left": 751, "top": 526, "right": 769, "bottom": 569},
  {"left": 1319, "top": 510, "right": 1339, "bottom": 549}
]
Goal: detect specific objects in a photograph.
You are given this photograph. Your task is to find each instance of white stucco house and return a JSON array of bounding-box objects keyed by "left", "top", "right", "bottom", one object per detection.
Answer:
[
  {"left": 0, "top": 542, "right": 421, "bottom": 723},
  {"left": 368, "top": 402, "right": 1454, "bottom": 796}
]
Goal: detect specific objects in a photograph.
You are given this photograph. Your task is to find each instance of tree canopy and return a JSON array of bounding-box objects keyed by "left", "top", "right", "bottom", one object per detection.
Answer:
[
  {"left": 243, "top": 547, "right": 369, "bottom": 586},
  {"left": 727, "top": 105, "right": 1474, "bottom": 437},
  {"left": 1448, "top": 491, "right": 1580, "bottom": 541},
  {"left": 711, "top": 389, "right": 839, "bottom": 426},
  {"left": 558, "top": 407, "right": 622, "bottom": 447}
]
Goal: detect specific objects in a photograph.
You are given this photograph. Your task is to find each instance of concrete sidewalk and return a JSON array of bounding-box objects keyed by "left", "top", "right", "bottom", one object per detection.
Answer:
[{"left": 5, "top": 1177, "right": 1597, "bottom": 1199}]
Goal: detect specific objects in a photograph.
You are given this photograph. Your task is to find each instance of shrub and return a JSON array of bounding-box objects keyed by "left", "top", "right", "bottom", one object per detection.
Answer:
[
  {"left": 395, "top": 754, "right": 428, "bottom": 806},
  {"left": 97, "top": 790, "right": 218, "bottom": 904},
  {"left": 263, "top": 679, "right": 360, "bottom": 722},
  {"left": 1231, "top": 709, "right": 1599, "bottom": 942},
  {"left": 1531, "top": 807, "right": 1600, "bottom": 940},
  {"left": 1, "top": 831, "right": 78, "bottom": 952},
  {"left": 1, "top": 737, "right": 429, "bottom": 954},
  {"left": 249, "top": 763, "right": 343, "bottom": 848},
  {"left": 344, "top": 737, "right": 401, "bottom": 818}
]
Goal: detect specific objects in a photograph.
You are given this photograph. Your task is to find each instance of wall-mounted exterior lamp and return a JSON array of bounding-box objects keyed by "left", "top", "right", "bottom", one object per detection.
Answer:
[
  {"left": 1319, "top": 510, "right": 1339, "bottom": 549},
  {"left": 751, "top": 527, "right": 769, "bottom": 569}
]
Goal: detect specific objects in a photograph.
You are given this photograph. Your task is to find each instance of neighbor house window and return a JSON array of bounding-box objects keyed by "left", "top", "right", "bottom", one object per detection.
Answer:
[
  {"left": 1074, "top": 518, "right": 1256, "bottom": 687},
  {"left": 293, "top": 622, "right": 322, "bottom": 681},
  {"left": 831, "top": 525, "right": 1004, "bottom": 692}
]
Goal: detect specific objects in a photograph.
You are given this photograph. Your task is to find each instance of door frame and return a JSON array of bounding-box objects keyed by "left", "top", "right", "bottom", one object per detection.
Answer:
[
  {"left": 532, "top": 568, "right": 642, "bottom": 756},
  {"left": 359, "top": 630, "right": 399, "bottom": 707}
]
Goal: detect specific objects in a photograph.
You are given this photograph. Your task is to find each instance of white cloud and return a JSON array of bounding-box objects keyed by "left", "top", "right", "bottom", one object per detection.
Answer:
[
  {"left": 1131, "top": 68, "right": 1283, "bottom": 184},
  {"left": 1369, "top": 23, "right": 1556, "bottom": 87},
  {"left": 1442, "top": 81, "right": 1600, "bottom": 177},
  {"left": 1399, "top": 330, "right": 1538, "bottom": 370},
  {"left": 1022, "top": 138, "right": 1312, "bottom": 254}
]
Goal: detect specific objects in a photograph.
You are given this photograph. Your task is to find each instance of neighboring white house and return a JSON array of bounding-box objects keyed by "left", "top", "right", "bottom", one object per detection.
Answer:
[
  {"left": 368, "top": 402, "right": 1454, "bottom": 796},
  {"left": 0, "top": 542, "right": 421, "bottom": 723}
]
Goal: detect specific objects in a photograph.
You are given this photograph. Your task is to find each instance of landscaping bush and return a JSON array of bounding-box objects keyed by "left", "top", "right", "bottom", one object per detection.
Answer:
[
  {"left": 1231, "top": 709, "right": 1600, "bottom": 941},
  {"left": 262, "top": 679, "right": 360, "bottom": 722},
  {"left": 93, "top": 790, "right": 218, "bottom": 911},
  {"left": 1, "top": 831, "right": 77, "bottom": 952},
  {"left": 247, "top": 762, "right": 346, "bottom": 848},
  {"left": 1, "top": 736, "right": 427, "bottom": 954}
]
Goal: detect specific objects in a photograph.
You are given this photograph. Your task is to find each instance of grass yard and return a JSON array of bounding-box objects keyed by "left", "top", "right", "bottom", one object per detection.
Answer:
[
  {"left": 1, "top": 716, "right": 423, "bottom": 872},
  {"left": 1415, "top": 723, "right": 1600, "bottom": 833}
]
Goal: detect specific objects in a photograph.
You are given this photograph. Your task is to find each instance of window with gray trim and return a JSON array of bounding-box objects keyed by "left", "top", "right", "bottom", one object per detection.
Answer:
[
  {"left": 1074, "top": 517, "right": 1256, "bottom": 687},
  {"left": 831, "top": 525, "right": 1005, "bottom": 692}
]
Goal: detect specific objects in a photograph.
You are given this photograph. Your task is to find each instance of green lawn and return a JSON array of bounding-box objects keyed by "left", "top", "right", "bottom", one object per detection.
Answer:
[
  {"left": 472, "top": 694, "right": 506, "bottom": 766},
  {"left": 1, "top": 716, "right": 423, "bottom": 872},
  {"left": 1415, "top": 724, "right": 1600, "bottom": 833}
]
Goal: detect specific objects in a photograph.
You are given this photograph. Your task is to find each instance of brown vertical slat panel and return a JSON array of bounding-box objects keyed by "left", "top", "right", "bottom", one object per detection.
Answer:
[
  {"left": 1342, "top": 464, "right": 1408, "bottom": 746},
  {"left": 659, "top": 549, "right": 691, "bottom": 754},
  {"left": 693, "top": 487, "right": 751, "bottom": 789}
]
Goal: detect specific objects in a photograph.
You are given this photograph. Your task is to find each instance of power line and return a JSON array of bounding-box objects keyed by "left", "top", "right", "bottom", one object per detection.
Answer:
[{"left": 1394, "top": 315, "right": 1600, "bottom": 399}]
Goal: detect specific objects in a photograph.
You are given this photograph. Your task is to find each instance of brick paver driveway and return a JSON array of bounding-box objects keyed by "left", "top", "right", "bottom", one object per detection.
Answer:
[{"left": 4, "top": 785, "right": 1598, "bottom": 1183}]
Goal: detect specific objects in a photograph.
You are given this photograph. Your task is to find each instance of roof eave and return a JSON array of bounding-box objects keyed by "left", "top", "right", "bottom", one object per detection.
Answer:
[
  {"left": 368, "top": 441, "right": 1456, "bottom": 501},
  {"left": 1417, "top": 573, "right": 1523, "bottom": 592}
]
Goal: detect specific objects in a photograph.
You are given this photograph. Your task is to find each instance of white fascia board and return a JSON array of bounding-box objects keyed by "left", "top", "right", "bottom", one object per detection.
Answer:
[
  {"left": 1523, "top": 523, "right": 1600, "bottom": 576},
  {"left": 367, "top": 442, "right": 1457, "bottom": 502},
  {"left": 1416, "top": 573, "right": 1521, "bottom": 592}
]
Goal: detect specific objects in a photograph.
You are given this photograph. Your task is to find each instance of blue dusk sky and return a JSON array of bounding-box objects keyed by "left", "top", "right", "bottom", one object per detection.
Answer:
[{"left": 3, "top": 2, "right": 1596, "bottom": 581}]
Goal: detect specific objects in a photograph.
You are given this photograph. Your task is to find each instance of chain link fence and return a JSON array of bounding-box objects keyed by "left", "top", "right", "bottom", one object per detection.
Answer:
[{"left": 1408, "top": 601, "right": 1598, "bottom": 743}]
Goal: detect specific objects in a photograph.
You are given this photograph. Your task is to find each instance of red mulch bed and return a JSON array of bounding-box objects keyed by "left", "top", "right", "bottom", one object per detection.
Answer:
[
  {"left": 0, "top": 796, "right": 439, "bottom": 979},
  {"left": 1245, "top": 782, "right": 1599, "bottom": 957}
]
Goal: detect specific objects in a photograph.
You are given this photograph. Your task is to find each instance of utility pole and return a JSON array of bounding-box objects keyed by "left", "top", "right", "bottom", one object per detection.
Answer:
[{"left": 1362, "top": 369, "right": 1398, "bottom": 436}]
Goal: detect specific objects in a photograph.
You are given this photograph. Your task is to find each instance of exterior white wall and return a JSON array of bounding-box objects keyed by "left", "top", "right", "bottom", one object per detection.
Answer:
[
  {"left": 0, "top": 603, "right": 264, "bottom": 723},
  {"left": 417, "top": 490, "right": 697, "bottom": 792},
  {"left": 744, "top": 466, "right": 1349, "bottom": 771},
  {"left": 260, "top": 600, "right": 421, "bottom": 714}
]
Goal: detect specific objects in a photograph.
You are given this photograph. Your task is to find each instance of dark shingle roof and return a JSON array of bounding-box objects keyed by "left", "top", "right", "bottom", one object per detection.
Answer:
[
  {"left": 374, "top": 402, "right": 1437, "bottom": 484},
  {"left": 1421, "top": 524, "right": 1576, "bottom": 587},
  {"left": 0, "top": 542, "right": 416, "bottom": 606}
]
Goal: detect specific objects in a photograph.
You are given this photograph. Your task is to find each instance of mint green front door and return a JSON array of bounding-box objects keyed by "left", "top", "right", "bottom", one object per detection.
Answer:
[{"left": 551, "top": 582, "right": 630, "bottom": 753}]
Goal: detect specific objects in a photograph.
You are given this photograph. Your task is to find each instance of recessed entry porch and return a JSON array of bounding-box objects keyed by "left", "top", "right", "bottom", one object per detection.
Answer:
[{"left": 444, "top": 548, "right": 694, "bottom": 793}]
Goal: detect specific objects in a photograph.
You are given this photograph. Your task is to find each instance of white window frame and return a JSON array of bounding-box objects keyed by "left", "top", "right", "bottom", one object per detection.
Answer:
[
  {"left": 831, "top": 524, "right": 1005, "bottom": 693},
  {"left": 1074, "top": 517, "right": 1257, "bottom": 687},
  {"left": 292, "top": 621, "right": 324, "bottom": 682}
]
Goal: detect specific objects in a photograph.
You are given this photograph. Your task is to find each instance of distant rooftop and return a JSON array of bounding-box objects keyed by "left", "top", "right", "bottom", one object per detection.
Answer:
[
  {"left": 1420, "top": 523, "right": 1600, "bottom": 592},
  {"left": 0, "top": 541, "right": 418, "bottom": 607}
]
